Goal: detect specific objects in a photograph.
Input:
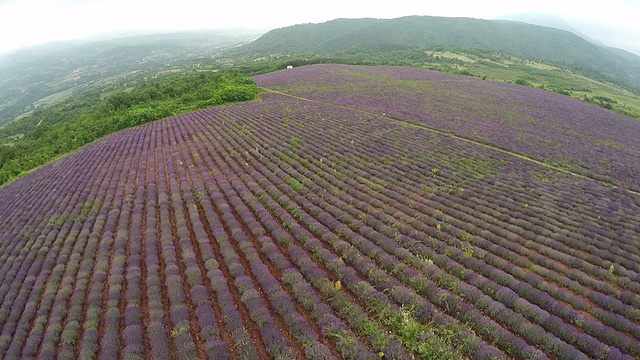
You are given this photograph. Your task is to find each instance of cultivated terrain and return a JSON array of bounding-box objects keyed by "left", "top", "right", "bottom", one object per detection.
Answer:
[{"left": 0, "top": 64, "right": 639, "bottom": 359}]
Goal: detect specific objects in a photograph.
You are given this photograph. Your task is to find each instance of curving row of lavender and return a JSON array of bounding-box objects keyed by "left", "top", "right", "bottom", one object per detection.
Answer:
[
  {"left": 0, "top": 67, "right": 638, "bottom": 359},
  {"left": 255, "top": 64, "right": 640, "bottom": 192}
]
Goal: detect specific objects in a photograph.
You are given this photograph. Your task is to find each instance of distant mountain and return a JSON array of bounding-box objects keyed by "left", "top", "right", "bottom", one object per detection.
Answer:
[
  {"left": 240, "top": 16, "right": 640, "bottom": 93},
  {"left": 0, "top": 30, "right": 263, "bottom": 126},
  {"left": 497, "top": 13, "right": 640, "bottom": 58},
  {"left": 495, "top": 13, "right": 585, "bottom": 40},
  {"left": 566, "top": 20, "right": 640, "bottom": 58}
]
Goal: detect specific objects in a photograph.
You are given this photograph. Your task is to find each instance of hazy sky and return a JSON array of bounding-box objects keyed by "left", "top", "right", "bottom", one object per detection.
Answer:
[{"left": 1, "top": 0, "right": 640, "bottom": 54}]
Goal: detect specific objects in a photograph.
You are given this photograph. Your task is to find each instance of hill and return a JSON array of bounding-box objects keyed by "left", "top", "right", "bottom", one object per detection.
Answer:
[
  {"left": 495, "top": 12, "right": 593, "bottom": 42},
  {"left": 0, "top": 29, "right": 262, "bottom": 127},
  {"left": 0, "top": 64, "right": 639, "bottom": 359},
  {"left": 240, "top": 16, "right": 640, "bottom": 93},
  {"left": 497, "top": 12, "right": 640, "bottom": 58},
  {"left": 0, "top": 71, "right": 258, "bottom": 186}
]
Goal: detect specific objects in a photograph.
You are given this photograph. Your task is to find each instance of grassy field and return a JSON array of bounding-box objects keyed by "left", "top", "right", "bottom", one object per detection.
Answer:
[
  {"left": 420, "top": 50, "right": 640, "bottom": 120},
  {"left": 32, "top": 87, "right": 78, "bottom": 109}
]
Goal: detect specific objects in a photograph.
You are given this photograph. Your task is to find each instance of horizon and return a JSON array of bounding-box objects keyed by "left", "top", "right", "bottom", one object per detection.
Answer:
[{"left": 1, "top": 0, "right": 640, "bottom": 56}]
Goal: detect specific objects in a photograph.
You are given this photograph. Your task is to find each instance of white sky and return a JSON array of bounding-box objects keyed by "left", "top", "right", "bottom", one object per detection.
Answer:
[{"left": 1, "top": 0, "right": 640, "bottom": 54}]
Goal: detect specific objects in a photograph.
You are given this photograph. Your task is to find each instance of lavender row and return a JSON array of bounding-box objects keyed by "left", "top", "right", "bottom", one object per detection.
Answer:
[
  {"left": 198, "top": 106, "right": 524, "bottom": 358},
  {"left": 176, "top": 114, "right": 346, "bottom": 358},
  {"left": 198, "top": 111, "right": 458, "bottom": 353},
  {"left": 182, "top": 112, "right": 390, "bottom": 358},
  {"left": 258, "top": 97, "right": 640, "bottom": 352},
  {"left": 255, "top": 64, "right": 640, "bottom": 191},
  {"left": 235, "top": 95, "right": 640, "bottom": 300},
  {"left": 234, "top": 118, "right": 596, "bottom": 358},
  {"left": 282, "top": 106, "right": 640, "bottom": 312},
  {"left": 0, "top": 130, "right": 138, "bottom": 359},
  {"left": 209, "top": 96, "right": 636, "bottom": 358},
  {"left": 189, "top": 110, "right": 436, "bottom": 358},
  {"left": 251, "top": 93, "right": 640, "bottom": 264},
  {"left": 243, "top": 95, "right": 640, "bottom": 301},
  {"left": 166, "top": 115, "right": 297, "bottom": 359}
]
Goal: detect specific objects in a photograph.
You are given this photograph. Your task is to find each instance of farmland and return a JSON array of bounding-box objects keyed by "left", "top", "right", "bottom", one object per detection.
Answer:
[{"left": 0, "top": 64, "right": 639, "bottom": 359}]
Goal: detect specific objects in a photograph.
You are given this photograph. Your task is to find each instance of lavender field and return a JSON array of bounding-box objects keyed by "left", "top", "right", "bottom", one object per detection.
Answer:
[
  {"left": 255, "top": 64, "right": 640, "bottom": 192},
  {"left": 0, "top": 65, "right": 639, "bottom": 359}
]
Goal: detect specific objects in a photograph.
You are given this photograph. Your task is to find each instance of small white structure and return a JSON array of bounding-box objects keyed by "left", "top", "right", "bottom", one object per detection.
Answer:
[{"left": 286, "top": 65, "right": 293, "bottom": 69}]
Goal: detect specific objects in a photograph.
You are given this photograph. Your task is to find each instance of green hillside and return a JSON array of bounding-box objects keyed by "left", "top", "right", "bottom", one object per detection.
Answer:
[
  {"left": 239, "top": 16, "right": 640, "bottom": 93},
  {"left": 0, "top": 30, "right": 262, "bottom": 127}
]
